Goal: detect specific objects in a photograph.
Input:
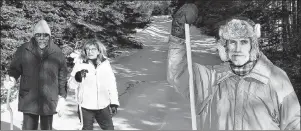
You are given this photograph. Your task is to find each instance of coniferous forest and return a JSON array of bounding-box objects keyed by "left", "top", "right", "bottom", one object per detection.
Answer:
[{"left": 1, "top": 0, "right": 300, "bottom": 103}]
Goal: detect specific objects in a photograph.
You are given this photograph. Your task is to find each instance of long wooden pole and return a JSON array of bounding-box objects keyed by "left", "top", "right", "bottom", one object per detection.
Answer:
[
  {"left": 6, "top": 87, "right": 13, "bottom": 130},
  {"left": 185, "top": 23, "right": 197, "bottom": 130},
  {"left": 79, "top": 104, "right": 83, "bottom": 130},
  {"left": 75, "top": 88, "right": 83, "bottom": 130}
]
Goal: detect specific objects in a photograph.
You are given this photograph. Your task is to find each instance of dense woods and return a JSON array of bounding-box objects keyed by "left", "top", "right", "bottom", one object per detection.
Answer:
[
  {"left": 193, "top": 0, "right": 301, "bottom": 101},
  {"left": 0, "top": 0, "right": 173, "bottom": 104},
  {"left": 1, "top": 0, "right": 300, "bottom": 103},
  {"left": 169, "top": 0, "right": 300, "bottom": 100}
]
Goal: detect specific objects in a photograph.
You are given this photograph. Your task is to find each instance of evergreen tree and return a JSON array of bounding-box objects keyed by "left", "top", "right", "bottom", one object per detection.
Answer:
[{"left": 0, "top": 0, "right": 153, "bottom": 103}]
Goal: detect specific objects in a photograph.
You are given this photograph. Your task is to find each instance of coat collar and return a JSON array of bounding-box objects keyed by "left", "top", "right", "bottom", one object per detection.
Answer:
[
  {"left": 216, "top": 52, "right": 272, "bottom": 85},
  {"left": 82, "top": 58, "right": 107, "bottom": 65},
  {"left": 25, "top": 38, "right": 56, "bottom": 58},
  {"left": 244, "top": 53, "right": 272, "bottom": 84}
]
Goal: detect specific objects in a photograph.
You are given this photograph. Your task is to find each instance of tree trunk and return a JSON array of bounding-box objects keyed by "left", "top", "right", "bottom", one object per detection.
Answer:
[
  {"left": 292, "top": 0, "right": 297, "bottom": 35},
  {"left": 282, "top": 0, "right": 289, "bottom": 54},
  {"left": 297, "top": 0, "right": 301, "bottom": 76},
  {"left": 296, "top": 0, "right": 301, "bottom": 34},
  {"left": 287, "top": 0, "right": 292, "bottom": 36}
]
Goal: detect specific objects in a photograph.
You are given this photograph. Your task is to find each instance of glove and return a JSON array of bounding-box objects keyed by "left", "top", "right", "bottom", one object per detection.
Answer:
[
  {"left": 3, "top": 75, "right": 16, "bottom": 89},
  {"left": 56, "top": 97, "right": 67, "bottom": 117},
  {"left": 110, "top": 104, "right": 118, "bottom": 116},
  {"left": 75, "top": 69, "right": 88, "bottom": 82}
]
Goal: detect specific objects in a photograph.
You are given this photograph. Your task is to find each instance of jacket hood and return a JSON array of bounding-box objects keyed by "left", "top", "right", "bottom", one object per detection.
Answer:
[{"left": 33, "top": 20, "right": 51, "bottom": 36}]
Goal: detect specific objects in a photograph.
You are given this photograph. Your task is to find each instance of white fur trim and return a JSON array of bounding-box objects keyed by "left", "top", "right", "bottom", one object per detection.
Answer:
[
  {"left": 216, "top": 43, "right": 228, "bottom": 61},
  {"left": 219, "top": 19, "right": 257, "bottom": 39},
  {"left": 254, "top": 24, "right": 261, "bottom": 38}
]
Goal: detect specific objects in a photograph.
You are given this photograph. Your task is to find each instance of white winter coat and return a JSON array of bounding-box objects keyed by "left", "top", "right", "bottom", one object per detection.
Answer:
[{"left": 68, "top": 59, "right": 120, "bottom": 110}]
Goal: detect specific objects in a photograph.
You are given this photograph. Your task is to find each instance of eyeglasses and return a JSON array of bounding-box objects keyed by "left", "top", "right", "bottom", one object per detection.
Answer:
[
  {"left": 35, "top": 33, "right": 49, "bottom": 38},
  {"left": 86, "top": 48, "right": 99, "bottom": 52}
]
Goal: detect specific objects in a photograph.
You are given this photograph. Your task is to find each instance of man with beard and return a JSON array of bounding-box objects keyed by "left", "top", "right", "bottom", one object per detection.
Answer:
[
  {"left": 167, "top": 17, "right": 300, "bottom": 130},
  {"left": 4, "top": 19, "right": 68, "bottom": 130}
]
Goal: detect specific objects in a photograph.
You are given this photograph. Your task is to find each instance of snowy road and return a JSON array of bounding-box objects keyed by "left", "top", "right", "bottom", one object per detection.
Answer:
[
  {"left": 109, "top": 16, "right": 221, "bottom": 130},
  {"left": 1, "top": 16, "right": 222, "bottom": 130}
]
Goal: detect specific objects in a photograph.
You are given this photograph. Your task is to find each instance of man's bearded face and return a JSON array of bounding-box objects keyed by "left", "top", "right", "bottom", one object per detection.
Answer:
[
  {"left": 35, "top": 33, "right": 50, "bottom": 49},
  {"left": 226, "top": 38, "right": 251, "bottom": 66}
]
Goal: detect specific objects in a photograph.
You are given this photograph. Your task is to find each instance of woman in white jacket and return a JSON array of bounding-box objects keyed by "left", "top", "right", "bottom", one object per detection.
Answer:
[{"left": 68, "top": 38, "right": 119, "bottom": 130}]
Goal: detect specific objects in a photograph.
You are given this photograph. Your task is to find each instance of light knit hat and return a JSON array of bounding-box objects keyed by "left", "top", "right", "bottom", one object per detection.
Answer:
[{"left": 33, "top": 20, "right": 51, "bottom": 36}]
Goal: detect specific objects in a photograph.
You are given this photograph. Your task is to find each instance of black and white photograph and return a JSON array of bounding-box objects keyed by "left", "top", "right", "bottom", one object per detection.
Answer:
[{"left": 1, "top": 0, "right": 300, "bottom": 130}]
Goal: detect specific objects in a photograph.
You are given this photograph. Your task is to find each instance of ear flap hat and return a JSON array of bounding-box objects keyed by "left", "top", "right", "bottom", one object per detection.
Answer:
[{"left": 217, "top": 17, "right": 261, "bottom": 61}]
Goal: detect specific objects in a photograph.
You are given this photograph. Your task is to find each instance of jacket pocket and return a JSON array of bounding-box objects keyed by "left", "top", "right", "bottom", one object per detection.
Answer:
[
  {"left": 51, "top": 99, "right": 58, "bottom": 112},
  {"left": 19, "top": 89, "right": 30, "bottom": 99},
  {"left": 51, "top": 96, "right": 58, "bottom": 101},
  {"left": 22, "top": 65, "right": 35, "bottom": 77},
  {"left": 50, "top": 87, "right": 59, "bottom": 101},
  {"left": 20, "top": 76, "right": 34, "bottom": 91}
]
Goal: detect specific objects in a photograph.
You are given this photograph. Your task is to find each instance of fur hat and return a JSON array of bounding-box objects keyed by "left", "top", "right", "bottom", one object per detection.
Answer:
[
  {"left": 217, "top": 17, "right": 261, "bottom": 62},
  {"left": 33, "top": 20, "right": 51, "bottom": 36}
]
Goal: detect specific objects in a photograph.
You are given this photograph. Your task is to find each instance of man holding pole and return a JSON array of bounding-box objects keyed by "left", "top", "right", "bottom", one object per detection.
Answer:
[
  {"left": 167, "top": 15, "right": 301, "bottom": 130},
  {"left": 168, "top": 0, "right": 199, "bottom": 129},
  {"left": 3, "top": 19, "right": 68, "bottom": 130}
]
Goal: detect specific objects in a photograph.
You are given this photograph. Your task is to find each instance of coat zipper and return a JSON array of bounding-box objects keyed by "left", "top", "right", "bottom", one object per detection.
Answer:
[
  {"left": 38, "top": 57, "right": 43, "bottom": 114},
  {"left": 95, "top": 64, "right": 99, "bottom": 109},
  {"left": 96, "top": 71, "right": 99, "bottom": 109}
]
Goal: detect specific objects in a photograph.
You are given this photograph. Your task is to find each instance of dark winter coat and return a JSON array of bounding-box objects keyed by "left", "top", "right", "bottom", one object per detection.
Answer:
[{"left": 8, "top": 38, "right": 68, "bottom": 115}]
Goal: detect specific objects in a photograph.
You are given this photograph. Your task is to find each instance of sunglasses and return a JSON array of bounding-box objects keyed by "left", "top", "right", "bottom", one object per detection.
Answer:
[{"left": 35, "top": 33, "right": 49, "bottom": 38}]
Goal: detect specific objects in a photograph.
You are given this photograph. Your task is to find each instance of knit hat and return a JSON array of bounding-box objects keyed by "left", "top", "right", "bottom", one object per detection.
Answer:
[
  {"left": 217, "top": 17, "right": 261, "bottom": 62},
  {"left": 33, "top": 20, "right": 51, "bottom": 36}
]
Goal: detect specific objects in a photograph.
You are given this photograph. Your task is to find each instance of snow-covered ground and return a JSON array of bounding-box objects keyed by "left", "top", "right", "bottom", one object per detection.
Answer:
[{"left": 1, "top": 15, "right": 221, "bottom": 130}]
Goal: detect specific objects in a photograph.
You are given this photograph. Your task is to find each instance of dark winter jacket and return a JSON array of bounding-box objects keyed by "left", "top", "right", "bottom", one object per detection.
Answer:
[{"left": 8, "top": 38, "right": 68, "bottom": 115}]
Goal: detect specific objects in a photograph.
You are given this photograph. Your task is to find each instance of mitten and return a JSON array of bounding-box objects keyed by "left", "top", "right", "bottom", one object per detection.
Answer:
[
  {"left": 110, "top": 104, "right": 118, "bottom": 115},
  {"left": 75, "top": 69, "right": 88, "bottom": 82}
]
